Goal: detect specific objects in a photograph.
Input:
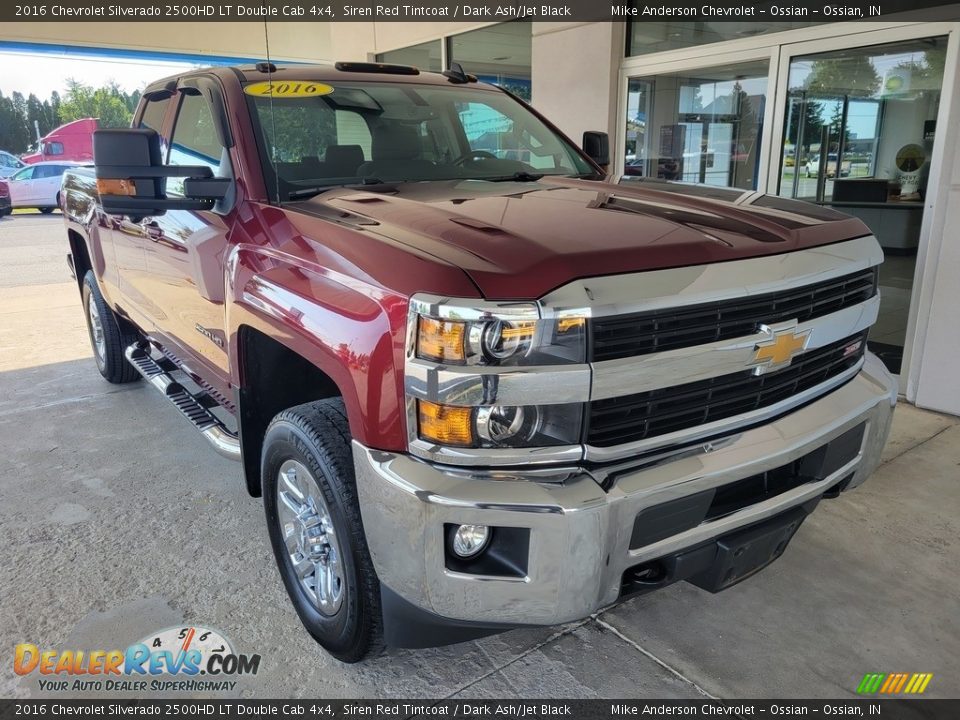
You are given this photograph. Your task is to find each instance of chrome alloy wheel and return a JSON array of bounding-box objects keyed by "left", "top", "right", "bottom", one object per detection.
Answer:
[
  {"left": 276, "top": 459, "right": 344, "bottom": 616},
  {"left": 87, "top": 296, "right": 106, "bottom": 366}
]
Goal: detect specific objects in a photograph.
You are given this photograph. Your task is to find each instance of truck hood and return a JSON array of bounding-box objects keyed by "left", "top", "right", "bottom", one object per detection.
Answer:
[{"left": 290, "top": 177, "right": 870, "bottom": 300}]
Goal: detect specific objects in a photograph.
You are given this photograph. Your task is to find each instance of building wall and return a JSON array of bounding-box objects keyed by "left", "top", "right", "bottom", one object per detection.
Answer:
[
  {"left": 907, "top": 31, "right": 960, "bottom": 415},
  {"left": 0, "top": 22, "right": 333, "bottom": 63},
  {"left": 531, "top": 23, "right": 624, "bottom": 144},
  {"left": 328, "top": 21, "right": 493, "bottom": 60}
]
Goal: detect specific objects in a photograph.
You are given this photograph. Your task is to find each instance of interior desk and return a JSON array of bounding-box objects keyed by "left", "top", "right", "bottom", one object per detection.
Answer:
[{"left": 820, "top": 200, "right": 924, "bottom": 252}]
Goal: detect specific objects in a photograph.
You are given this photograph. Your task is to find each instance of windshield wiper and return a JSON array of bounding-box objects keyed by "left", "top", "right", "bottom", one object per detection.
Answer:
[
  {"left": 479, "top": 171, "right": 545, "bottom": 183},
  {"left": 287, "top": 178, "right": 390, "bottom": 201},
  {"left": 289, "top": 187, "right": 336, "bottom": 200}
]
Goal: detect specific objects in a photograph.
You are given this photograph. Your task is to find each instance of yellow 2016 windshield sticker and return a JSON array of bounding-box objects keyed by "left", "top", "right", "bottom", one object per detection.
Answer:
[{"left": 244, "top": 81, "right": 334, "bottom": 98}]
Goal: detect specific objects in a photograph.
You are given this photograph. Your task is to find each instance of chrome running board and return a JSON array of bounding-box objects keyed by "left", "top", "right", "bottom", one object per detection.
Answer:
[{"left": 124, "top": 344, "right": 241, "bottom": 461}]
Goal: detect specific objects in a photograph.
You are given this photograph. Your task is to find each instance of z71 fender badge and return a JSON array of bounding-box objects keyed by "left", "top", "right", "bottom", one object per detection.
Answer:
[{"left": 196, "top": 324, "right": 225, "bottom": 348}]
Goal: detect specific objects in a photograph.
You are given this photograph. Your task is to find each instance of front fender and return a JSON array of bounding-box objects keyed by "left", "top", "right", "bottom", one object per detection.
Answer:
[
  {"left": 226, "top": 243, "right": 409, "bottom": 452},
  {"left": 62, "top": 171, "right": 115, "bottom": 300}
]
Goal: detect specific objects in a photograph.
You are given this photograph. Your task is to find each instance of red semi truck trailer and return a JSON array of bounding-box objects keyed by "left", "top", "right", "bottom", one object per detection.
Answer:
[{"left": 23, "top": 118, "right": 97, "bottom": 164}]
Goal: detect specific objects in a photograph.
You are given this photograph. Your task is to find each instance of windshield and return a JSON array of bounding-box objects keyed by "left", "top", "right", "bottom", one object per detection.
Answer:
[{"left": 246, "top": 80, "right": 595, "bottom": 201}]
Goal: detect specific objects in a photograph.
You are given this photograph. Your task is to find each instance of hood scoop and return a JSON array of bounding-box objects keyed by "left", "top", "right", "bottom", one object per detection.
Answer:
[
  {"left": 339, "top": 194, "right": 390, "bottom": 204},
  {"left": 449, "top": 217, "right": 508, "bottom": 234},
  {"left": 599, "top": 195, "right": 787, "bottom": 244}
]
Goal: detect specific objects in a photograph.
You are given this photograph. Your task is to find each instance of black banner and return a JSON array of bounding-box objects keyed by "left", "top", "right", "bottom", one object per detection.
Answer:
[
  {"left": 1, "top": 700, "right": 959, "bottom": 720},
  {"left": 2, "top": 0, "right": 960, "bottom": 22}
]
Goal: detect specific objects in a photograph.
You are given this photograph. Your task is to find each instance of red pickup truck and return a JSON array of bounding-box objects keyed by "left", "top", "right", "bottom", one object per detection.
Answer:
[{"left": 62, "top": 62, "right": 895, "bottom": 662}]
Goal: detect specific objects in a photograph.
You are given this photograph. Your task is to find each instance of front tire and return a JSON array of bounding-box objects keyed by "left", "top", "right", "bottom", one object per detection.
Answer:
[
  {"left": 262, "top": 399, "right": 383, "bottom": 663},
  {"left": 81, "top": 271, "right": 141, "bottom": 383},
  {"left": 39, "top": 206, "right": 54, "bottom": 214}
]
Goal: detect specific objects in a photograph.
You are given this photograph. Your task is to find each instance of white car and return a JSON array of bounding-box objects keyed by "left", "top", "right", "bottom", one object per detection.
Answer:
[
  {"left": 4, "top": 161, "right": 85, "bottom": 213},
  {"left": 804, "top": 153, "right": 851, "bottom": 179},
  {"left": 0, "top": 150, "right": 25, "bottom": 179}
]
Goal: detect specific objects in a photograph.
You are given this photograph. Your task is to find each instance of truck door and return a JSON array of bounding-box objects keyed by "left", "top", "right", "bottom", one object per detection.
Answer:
[
  {"left": 138, "top": 87, "right": 233, "bottom": 399},
  {"left": 109, "top": 94, "right": 174, "bottom": 326}
]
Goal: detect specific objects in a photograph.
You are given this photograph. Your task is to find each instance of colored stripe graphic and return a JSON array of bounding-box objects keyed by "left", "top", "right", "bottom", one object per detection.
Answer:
[
  {"left": 857, "top": 674, "right": 885, "bottom": 694},
  {"left": 857, "top": 672, "right": 933, "bottom": 694},
  {"left": 880, "top": 674, "right": 897, "bottom": 693}
]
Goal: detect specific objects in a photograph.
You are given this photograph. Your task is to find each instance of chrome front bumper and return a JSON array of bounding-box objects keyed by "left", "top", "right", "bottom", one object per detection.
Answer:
[{"left": 354, "top": 353, "right": 896, "bottom": 630}]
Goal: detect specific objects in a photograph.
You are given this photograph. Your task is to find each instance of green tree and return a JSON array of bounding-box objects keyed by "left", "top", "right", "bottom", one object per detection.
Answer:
[
  {"left": 48, "top": 91, "right": 61, "bottom": 129},
  {"left": 59, "top": 79, "right": 133, "bottom": 128},
  {"left": 804, "top": 56, "right": 881, "bottom": 98},
  {"left": 787, "top": 94, "right": 824, "bottom": 152},
  {"left": 0, "top": 91, "right": 31, "bottom": 152},
  {"left": 26, "top": 93, "right": 57, "bottom": 143}
]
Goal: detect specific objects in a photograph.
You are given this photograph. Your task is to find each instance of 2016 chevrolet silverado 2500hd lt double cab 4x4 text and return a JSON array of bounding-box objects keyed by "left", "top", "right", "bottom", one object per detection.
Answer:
[{"left": 61, "top": 61, "right": 896, "bottom": 662}]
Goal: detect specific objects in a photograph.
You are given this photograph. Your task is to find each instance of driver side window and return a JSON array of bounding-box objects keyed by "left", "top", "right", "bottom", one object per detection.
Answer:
[{"left": 167, "top": 92, "right": 229, "bottom": 196}]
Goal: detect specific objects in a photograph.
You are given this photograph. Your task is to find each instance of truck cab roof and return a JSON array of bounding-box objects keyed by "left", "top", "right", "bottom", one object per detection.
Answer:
[{"left": 143, "top": 62, "right": 500, "bottom": 97}]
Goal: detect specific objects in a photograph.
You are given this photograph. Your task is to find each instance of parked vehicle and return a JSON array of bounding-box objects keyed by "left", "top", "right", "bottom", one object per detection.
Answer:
[
  {"left": 7, "top": 161, "right": 83, "bottom": 213},
  {"left": 62, "top": 63, "right": 895, "bottom": 662},
  {"left": 22, "top": 118, "right": 97, "bottom": 165},
  {"left": 623, "top": 156, "right": 645, "bottom": 176},
  {"left": 0, "top": 180, "right": 10, "bottom": 217},
  {"left": 804, "top": 153, "right": 852, "bottom": 178},
  {"left": 0, "top": 150, "right": 25, "bottom": 178}
]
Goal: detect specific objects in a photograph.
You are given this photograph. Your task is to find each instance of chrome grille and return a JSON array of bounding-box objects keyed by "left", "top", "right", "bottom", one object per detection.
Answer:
[
  {"left": 590, "top": 268, "right": 877, "bottom": 362},
  {"left": 586, "top": 332, "right": 868, "bottom": 448}
]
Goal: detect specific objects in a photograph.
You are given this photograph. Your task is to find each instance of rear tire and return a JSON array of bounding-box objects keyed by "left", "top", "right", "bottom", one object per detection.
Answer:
[
  {"left": 81, "top": 270, "right": 141, "bottom": 384},
  {"left": 262, "top": 398, "right": 383, "bottom": 663},
  {"left": 39, "top": 207, "right": 54, "bottom": 214}
]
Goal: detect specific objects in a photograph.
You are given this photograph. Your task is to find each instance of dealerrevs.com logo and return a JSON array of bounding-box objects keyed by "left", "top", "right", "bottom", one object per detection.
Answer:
[{"left": 14, "top": 626, "right": 261, "bottom": 693}]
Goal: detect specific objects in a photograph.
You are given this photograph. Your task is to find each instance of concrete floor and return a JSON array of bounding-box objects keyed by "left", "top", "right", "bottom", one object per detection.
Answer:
[{"left": 1, "top": 212, "right": 958, "bottom": 699}]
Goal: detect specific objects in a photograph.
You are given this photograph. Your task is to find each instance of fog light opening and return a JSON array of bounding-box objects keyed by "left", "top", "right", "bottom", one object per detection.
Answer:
[
  {"left": 451, "top": 524, "right": 491, "bottom": 559},
  {"left": 628, "top": 560, "right": 667, "bottom": 585}
]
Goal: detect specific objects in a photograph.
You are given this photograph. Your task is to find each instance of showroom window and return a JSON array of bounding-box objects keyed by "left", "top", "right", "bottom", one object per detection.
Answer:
[
  {"left": 626, "top": 9, "right": 824, "bottom": 56},
  {"left": 376, "top": 40, "right": 442, "bottom": 72},
  {"left": 376, "top": 22, "right": 532, "bottom": 100},
  {"left": 622, "top": 60, "right": 769, "bottom": 190},
  {"left": 449, "top": 21, "right": 532, "bottom": 100},
  {"left": 775, "top": 36, "right": 948, "bottom": 373}
]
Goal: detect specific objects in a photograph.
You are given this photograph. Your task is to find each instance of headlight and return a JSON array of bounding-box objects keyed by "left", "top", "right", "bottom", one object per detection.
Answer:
[
  {"left": 408, "top": 297, "right": 588, "bottom": 460},
  {"left": 415, "top": 312, "right": 585, "bottom": 366},
  {"left": 418, "top": 400, "right": 582, "bottom": 449}
]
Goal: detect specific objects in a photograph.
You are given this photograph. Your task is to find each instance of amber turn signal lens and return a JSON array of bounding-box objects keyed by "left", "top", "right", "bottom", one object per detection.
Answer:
[
  {"left": 418, "top": 400, "right": 474, "bottom": 447},
  {"left": 417, "top": 317, "right": 466, "bottom": 363},
  {"left": 557, "top": 317, "right": 585, "bottom": 334},
  {"left": 96, "top": 178, "right": 137, "bottom": 196}
]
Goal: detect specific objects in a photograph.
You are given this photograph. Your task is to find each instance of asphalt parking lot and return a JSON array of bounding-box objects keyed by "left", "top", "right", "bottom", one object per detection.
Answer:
[{"left": 1, "top": 211, "right": 958, "bottom": 700}]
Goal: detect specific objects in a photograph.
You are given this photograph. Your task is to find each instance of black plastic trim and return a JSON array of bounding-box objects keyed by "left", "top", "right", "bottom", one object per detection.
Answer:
[{"left": 379, "top": 585, "right": 518, "bottom": 648}]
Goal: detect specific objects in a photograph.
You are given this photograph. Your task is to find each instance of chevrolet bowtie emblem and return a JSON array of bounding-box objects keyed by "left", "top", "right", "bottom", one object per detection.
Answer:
[{"left": 751, "top": 324, "right": 812, "bottom": 374}]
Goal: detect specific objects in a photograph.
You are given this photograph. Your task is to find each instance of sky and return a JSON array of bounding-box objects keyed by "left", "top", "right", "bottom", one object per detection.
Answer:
[{"left": 0, "top": 51, "right": 202, "bottom": 98}]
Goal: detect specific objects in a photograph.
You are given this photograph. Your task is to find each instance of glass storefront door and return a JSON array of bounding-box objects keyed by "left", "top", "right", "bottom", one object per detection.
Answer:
[
  {"left": 776, "top": 37, "right": 948, "bottom": 374},
  {"left": 623, "top": 60, "right": 770, "bottom": 190}
]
